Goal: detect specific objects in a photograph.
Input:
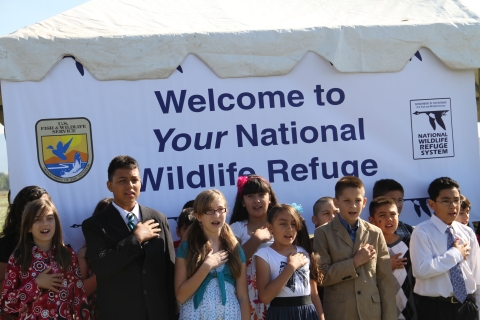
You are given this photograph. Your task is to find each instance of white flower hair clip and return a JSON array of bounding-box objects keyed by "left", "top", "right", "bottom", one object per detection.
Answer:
[{"left": 289, "top": 203, "right": 303, "bottom": 213}]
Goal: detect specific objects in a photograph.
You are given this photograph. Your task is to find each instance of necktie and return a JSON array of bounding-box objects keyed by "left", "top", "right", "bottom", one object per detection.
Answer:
[
  {"left": 126, "top": 212, "right": 136, "bottom": 231},
  {"left": 447, "top": 227, "right": 468, "bottom": 303}
]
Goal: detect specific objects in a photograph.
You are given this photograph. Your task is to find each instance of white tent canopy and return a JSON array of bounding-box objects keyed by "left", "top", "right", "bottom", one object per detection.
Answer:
[{"left": 1, "top": 0, "right": 480, "bottom": 81}]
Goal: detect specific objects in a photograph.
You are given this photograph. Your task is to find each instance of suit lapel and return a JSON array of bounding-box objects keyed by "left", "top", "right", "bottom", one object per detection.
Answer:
[
  {"left": 103, "top": 203, "right": 131, "bottom": 239},
  {"left": 353, "top": 219, "right": 368, "bottom": 253},
  {"left": 332, "top": 216, "right": 354, "bottom": 248},
  {"left": 139, "top": 205, "right": 154, "bottom": 222}
]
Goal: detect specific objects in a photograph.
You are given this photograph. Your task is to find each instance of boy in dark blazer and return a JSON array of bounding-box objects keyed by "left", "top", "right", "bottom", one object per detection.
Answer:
[
  {"left": 314, "top": 176, "right": 396, "bottom": 320},
  {"left": 82, "top": 155, "right": 178, "bottom": 320}
]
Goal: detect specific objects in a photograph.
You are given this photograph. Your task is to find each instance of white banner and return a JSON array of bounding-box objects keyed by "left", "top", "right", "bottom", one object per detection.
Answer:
[{"left": 3, "top": 49, "right": 479, "bottom": 249}]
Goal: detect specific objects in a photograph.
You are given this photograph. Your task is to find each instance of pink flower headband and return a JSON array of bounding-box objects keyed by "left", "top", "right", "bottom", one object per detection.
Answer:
[{"left": 236, "top": 175, "right": 270, "bottom": 196}]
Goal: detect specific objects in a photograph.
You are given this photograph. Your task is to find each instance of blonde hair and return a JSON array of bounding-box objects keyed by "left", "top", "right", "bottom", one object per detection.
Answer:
[{"left": 184, "top": 190, "right": 242, "bottom": 279}]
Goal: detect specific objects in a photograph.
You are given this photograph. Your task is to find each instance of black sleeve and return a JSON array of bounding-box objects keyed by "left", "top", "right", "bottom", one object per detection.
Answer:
[
  {"left": 0, "top": 236, "right": 17, "bottom": 263},
  {"left": 160, "top": 214, "right": 180, "bottom": 319},
  {"left": 82, "top": 217, "right": 144, "bottom": 280}
]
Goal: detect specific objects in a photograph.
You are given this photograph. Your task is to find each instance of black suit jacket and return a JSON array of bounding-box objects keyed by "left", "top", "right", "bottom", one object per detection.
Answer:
[{"left": 82, "top": 203, "right": 178, "bottom": 320}]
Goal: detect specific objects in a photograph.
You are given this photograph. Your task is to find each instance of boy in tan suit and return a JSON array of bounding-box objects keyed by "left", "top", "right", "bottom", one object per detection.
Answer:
[{"left": 314, "top": 176, "right": 396, "bottom": 320}]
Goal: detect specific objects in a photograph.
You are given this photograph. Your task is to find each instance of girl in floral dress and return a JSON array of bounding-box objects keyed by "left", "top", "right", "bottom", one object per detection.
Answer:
[
  {"left": 230, "top": 175, "right": 279, "bottom": 319},
  {"left": 175, "top": 189, "right": 250, "bottom": 320},
  {"left": 0, "top": 198, "right": 90, "bottom": 320}
]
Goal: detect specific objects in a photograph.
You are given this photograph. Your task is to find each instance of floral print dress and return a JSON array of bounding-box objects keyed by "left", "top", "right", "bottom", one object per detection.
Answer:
[
  {"left": 230, "top": 220, "right": 274, "bottom": 320},
  {"left": 0, "top": 246, "right": 90, "bottom": 320}
]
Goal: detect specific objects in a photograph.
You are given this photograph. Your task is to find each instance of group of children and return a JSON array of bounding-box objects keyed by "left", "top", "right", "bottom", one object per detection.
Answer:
[{"left": 0, "top": 154, "right": 479, "bottom": 320}]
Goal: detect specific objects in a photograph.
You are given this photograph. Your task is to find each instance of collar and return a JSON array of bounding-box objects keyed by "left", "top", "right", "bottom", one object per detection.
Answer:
[
  {"left": 32, "top": 245, "right": 56, "bottom": 257},
  {"left": 431, "top": 213, "right": 460, "bottom": 234},
  {"left": 338, "top": 214, "right": 359, "bottom": 231},
  {"left": 112, "top": 201, "right": 140, "bottom": 220}
]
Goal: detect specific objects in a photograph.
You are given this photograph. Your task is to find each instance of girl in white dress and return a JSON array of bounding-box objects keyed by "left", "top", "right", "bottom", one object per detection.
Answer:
[
  {"left": 255, "top": 204, "right": 324, "bottom": 320},
  {"left": 174, "top": 189, "right": 250, "bottom": 320}
]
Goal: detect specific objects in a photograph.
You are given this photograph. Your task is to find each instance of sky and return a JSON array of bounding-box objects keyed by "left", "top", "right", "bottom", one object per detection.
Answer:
[{"left": 0, "top": 0, "right": 89, "bottom": 172}]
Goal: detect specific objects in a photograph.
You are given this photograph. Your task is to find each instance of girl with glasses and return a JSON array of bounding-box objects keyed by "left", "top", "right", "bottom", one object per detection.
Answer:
[{"left": 174, "top": 189, "right": 250, "bottom": 320}]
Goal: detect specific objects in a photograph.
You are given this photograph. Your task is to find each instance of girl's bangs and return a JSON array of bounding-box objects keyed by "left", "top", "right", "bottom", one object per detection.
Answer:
[{"left": 242, "top": 178, "right": 270, "bottom": 195}]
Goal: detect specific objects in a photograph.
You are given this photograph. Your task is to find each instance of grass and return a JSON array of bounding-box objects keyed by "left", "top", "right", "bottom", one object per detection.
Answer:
[{"left": 0, "top": 190, "right": 8, "bottom": 231}]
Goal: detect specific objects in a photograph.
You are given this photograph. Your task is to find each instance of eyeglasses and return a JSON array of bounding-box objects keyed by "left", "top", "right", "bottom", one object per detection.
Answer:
[
  {"left": 435, "top": 200, "right": 463, "bottom": 207},
  {"left": 204, "top": 207, "right": 227, "bottom": 215}
]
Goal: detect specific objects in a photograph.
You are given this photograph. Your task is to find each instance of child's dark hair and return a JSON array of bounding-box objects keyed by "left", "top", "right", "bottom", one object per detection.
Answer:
[
  {"left": 182, "top": 200, "right": 194, "bottom": 209},
  {"left": 460, "top": 194, "right": 471, "bottom": 211},
  {"left": 372, "top": 179, "right": 404, "bottom": 199},
  {"left": 369, "top": 196, "right": 397, "bottom": 217},
  {"left": 335, "top": 176, "right": 365, "bottom": 198},
  {"left": 230, "top": 175, "right": 279, "bottom": 224},
  {"left": 177, "top": 207, "right": 194, "bottom": 230},
  {"left": 1, "top": 186, "right": 51, "bottom": 238},
  {"left": 107, "top": 155, "right": 139, "bottom": 181},
  {"left": 267, "top": 204, "right": 322, "bottom": 285},
  {"left": 312, "top": 196, "right": 334, "bottom": 217},
  {"left": 184, "top": 190, "right": 242, "bottom": 279},
  {"left": 14, "top": 198, "right": 71, "bottom": 273},
  {"left": 92, "top": 198, "right": 113, "bottom": 216},
  {"left": 427, "top": 177, "right": 460, "bottom": 201}
]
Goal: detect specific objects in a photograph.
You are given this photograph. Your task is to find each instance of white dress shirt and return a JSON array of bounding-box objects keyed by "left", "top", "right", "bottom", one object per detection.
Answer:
[
  {"left": 410, "top": 214, "right": 480, "bottom": 314},
  {"left": 112, "top": 201, "right": 141, "bottom": 227}
]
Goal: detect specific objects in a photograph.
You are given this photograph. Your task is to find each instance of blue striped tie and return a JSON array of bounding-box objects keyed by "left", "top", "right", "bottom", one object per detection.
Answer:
[
  {"left": 126, "top": 212, "right": 136, "bottom": 231},
  {"left": 447, "top": 227, "right": 468, "bottom": 303}
]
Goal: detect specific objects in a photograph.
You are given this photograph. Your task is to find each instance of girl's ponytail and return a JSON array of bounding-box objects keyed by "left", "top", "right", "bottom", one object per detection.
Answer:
[
  {"left": 292, "top": 209, "right": 322, "bottom": 285},
  {"left": 184, "top": 219, "right": 209, "bottom": 278}
]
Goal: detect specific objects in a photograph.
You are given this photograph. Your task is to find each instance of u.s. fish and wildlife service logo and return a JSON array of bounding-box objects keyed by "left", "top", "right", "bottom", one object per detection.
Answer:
[{"left": 36, "top": 118, "right": 93, "bottom": 183}]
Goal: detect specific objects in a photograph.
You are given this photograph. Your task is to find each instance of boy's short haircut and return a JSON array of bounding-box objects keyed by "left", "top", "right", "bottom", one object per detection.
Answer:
[
  {"left": 369, "top": 196, "right": 397, "bottom": 217},
  {"left": 427, "top": 177, "right": 460, "bottom": 201},
  {"left": 107, "top": 155, "right": 139, "bottom": 181},
  {"left": 372, "top": 179, "right": 404, "bottom": 198},
  {"left": 177, "top": 207, "right": 194, "bottom": 229},
  {"left": 313, "top": 196, "right": 334, "bottom": 216},
  {"left": 334, "top": 176, "right": 365, "bottom": 198}
]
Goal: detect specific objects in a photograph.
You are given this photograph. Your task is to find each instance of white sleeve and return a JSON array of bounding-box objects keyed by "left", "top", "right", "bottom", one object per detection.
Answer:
[
  {"left": 467, "top": 230, "right": 480, "bottom": 316},
  {"left": 410, "top": 226, "right": 464, "bottom": 279},
  {"left": 230, "top": 221, "right": 248, "bottom": 244},
  {"left": 254, "top": 247, "right": 270, "bottom": 263}
]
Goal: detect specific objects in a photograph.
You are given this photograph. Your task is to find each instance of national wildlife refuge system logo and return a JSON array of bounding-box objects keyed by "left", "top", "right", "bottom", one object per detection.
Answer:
[
  {"left": 410, "top": 98, "right": 454, "bottom": 160},
  {"left": 36, "top": 118, "right": 93, "bottom": 183}
]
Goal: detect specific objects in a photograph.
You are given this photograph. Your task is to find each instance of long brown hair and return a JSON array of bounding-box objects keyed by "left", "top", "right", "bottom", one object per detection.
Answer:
[
  {"left": 184, "top": 190, "right": 242, "bottom": 279},
  {"left": 268, "top": 204, "right": 322, "bottom": 284},
  {"left": 13, "top": 198, "right": 71, "bottom": 272}
]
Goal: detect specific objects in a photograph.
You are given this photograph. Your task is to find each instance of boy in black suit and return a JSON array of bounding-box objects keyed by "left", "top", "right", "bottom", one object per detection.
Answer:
[{"left": 82, "top": 155, "right": 178, "bottom": 320}]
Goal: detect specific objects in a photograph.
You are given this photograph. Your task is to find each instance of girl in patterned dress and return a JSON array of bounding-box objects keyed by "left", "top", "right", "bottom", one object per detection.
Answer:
[
  {"left": 255, "top": 204, "right": 324, "bottom": 320},
  {"left": 0, "top": 198, "right": 90, "bottom": 320},
  {"left": 175, "top": 189, "right": 250, "bottom": 320},
  {"left": 230, "top": 175, "right": 279, "bottom": 320}
]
